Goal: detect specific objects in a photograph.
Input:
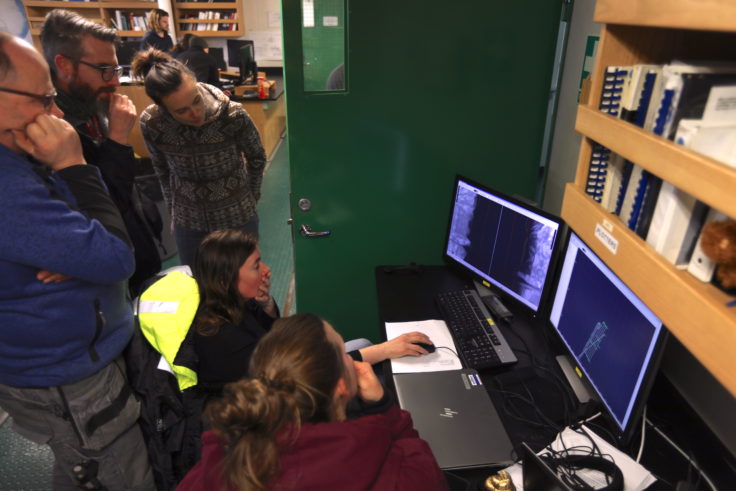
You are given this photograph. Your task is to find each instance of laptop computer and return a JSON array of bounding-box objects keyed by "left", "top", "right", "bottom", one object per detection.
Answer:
[{"left": 393, "top": 369, "right": 514, "bottom": 470}]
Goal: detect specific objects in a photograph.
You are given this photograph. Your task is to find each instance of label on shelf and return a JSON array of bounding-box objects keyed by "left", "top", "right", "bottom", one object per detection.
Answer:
[{"left": 594, "top": 223, "right": 618, "bottom": 254}]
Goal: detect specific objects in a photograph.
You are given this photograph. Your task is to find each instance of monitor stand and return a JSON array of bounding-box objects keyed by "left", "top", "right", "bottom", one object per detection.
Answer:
[
  {"left": 472, "top": 280, "right": 513, "bottom": 321},
  {"left": 555, "top": 355, "right": 594, "bottom": 404}
]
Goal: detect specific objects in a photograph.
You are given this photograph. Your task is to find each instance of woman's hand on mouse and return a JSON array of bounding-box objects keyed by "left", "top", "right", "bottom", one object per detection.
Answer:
[{"left": 358, "top": 332, "right": 433, "bottom": 364}]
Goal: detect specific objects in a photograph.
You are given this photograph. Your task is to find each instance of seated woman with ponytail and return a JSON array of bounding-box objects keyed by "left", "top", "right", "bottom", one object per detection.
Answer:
[{"left": 176, "top": 313, "right": 448, "bottom": 491}]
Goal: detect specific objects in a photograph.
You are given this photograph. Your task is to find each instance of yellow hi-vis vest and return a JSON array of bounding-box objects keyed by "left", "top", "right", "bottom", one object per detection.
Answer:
[{"left": 137, "top": 269, "right": 199, "bottom": 391}]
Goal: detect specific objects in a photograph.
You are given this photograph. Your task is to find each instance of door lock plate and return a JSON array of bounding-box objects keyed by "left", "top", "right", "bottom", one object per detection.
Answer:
[{"left": 298, "top": 198, "right": 312, "bottom": 211}]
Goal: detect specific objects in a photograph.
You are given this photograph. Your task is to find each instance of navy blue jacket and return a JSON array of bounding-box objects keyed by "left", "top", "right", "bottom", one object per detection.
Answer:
[{"left": 0, "top": 144, "right": 135, "bottom": 387}]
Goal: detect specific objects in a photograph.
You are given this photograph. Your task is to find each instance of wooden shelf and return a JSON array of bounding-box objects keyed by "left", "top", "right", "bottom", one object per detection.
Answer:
[
  {"left": 565, "top": 0, "right": 736, "bottom": 398},
  {"left": 562, "top": 185, "right": 736, "bottom": 396},
  {"left": 22, "top": 0, "right": 159, "bottom": 47},
  {"left": 172, "top": 1, "right": 242, "bottom": 37},
  {"left": 595, "top": 0, "right": 736, "bottom": 32},
  {"left": 174, "top": 2, "right": 239, "bottom": 10},
  {"left": 176, "top": 30, "right": 240, "bottom": 37},
  {"left": 24, "top": 1, "right": 99, "bottom": 7},
  {"left": 575, "top": 105, "right": 736, "bottom": 218},
  {"left": 178, "top": 19, "right": 235, "bottom": 24},
  {"left": 117, "top": 30, "right": 145, "bottom": 37}
]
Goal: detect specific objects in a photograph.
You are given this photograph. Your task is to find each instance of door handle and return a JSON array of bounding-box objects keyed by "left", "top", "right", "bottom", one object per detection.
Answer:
[{"left": 300, "top": 224, "right": 331, "bottom": 238}]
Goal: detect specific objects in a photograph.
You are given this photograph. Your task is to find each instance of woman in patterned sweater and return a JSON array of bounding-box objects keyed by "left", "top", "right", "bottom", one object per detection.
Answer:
[{"left": 132, "top": 49, "right": 266, "bottom": 266}]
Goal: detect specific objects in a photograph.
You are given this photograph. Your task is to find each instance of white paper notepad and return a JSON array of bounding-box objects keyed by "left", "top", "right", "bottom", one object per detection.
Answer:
[{"left": 386, "top": 320, "right": 462, "bottom": 373}]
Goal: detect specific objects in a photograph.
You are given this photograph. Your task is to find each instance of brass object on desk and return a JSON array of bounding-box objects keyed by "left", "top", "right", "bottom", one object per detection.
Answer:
[{"left": 484, "top": 470, "right": 516, "bottom": 491}]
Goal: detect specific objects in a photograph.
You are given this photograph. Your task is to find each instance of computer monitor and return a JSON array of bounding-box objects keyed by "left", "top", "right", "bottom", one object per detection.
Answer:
[
  {"left": 549, "top": 232, "right": 667, "bottom": 444},
  {"left": 443, "top": 175, "right": 564, "bottom": 315},
  {"left": 226, "top": 39, "right": 257, "bottom": 83},
  {"left": 116, "top": 40, "right": 139, "bottom": 66},
  {"left": 238, "top": 44, "right": 257, "bottom": 83},
  {"left": 208, "top": 47, "right": 227, "bottom": 72}
]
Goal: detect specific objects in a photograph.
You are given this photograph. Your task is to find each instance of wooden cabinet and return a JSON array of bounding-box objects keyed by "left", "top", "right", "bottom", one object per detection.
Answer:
[
  {"left": 22, "top": 0, "right": 158, "bottom": 47},
  {"left": 172, "top": 2, "right": 243, "bottom": 37},
  {"left": 563, "top": 0, "right": 736, "bottom": 396}
]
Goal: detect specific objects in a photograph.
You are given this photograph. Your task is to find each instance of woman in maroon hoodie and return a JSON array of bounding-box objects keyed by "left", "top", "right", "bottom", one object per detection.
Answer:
[{"left": 176, "top": 312, "right": 448, "bottom": 491}]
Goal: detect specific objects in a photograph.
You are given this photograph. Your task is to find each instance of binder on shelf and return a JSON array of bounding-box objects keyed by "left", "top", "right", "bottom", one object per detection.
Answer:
[
  {"left": 634, "top": 68, "right": 661, "bottom": 128},
  {"left": 600, "top": 153, "right": 626, "bottom": 212},
  {"left": 613, "top": 159, "right": 633, "bottom": 216},
  {"left": 584, "top": 143, "right": 611, "bottom": 202},
  {"left": 621, "top": 65, "right": 659, "bottom": 124},
  {"left": 634, "top": 174, "right": 662, "bottom": 238},
  {"left": 657, "top": 69, "right": 736, "bottom": 140},
  {"left": 645, "top": 182, "right": 707, "bottom": 266},
  {"left": 599, "top": 66, "right": 629, "bottom": 117}
]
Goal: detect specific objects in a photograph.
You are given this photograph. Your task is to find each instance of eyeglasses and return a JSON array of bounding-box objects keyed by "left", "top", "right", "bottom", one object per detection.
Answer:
[
  {"left": 64, "top": 55, "right": 124, "bottom": 82},
  {"left": 0, "top": 87, "right": 57, "bottom": 110}
]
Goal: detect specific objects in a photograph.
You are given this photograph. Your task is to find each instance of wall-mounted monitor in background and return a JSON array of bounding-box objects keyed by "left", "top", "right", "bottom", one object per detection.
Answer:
[
  {"left": 443, "top": 175, "right": 564, "bottom": 315},
  {"left": 549, "top": 232, "right": 667, "bottom": 444}
]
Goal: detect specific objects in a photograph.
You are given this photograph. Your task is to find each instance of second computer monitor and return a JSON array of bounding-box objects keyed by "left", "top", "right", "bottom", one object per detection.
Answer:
[
  {"left": 549, "top": 232, "right": 666, "bottom": 444},
  {"left": 443, "top": 175, "right": 563, "bottom": 314}
]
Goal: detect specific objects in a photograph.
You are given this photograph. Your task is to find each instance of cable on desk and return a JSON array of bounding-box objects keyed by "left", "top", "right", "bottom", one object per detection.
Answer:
[
  {"left": 636, "top": 406, "right": 647, "bottom": 463},
  {"left": 501, "top": 324, "right": 578, "bottom": 429},
  {"left": 646, "top": 417, "right": 717, "bottom": 491},
  {"left": 435, "top": 346, "right": 459, "bottom": 360}
]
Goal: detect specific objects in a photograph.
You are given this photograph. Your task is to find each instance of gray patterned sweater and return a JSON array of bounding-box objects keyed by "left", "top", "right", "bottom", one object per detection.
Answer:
[{"left": 140, "top": 83, "right": 266, "bottom": 232}]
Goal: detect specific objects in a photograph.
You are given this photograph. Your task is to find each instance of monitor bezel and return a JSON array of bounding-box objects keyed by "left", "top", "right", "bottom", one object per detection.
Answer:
[
  {"left": 547, "top": 231, "right": 668, "bottom": 445},
  {"left": 442, "top": 174, "right": 566, "bottom": 317}
]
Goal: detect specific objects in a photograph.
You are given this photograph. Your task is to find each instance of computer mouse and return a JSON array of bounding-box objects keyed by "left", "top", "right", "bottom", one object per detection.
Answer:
[{"left": 413, "top": 342, "right": 436, "bottom": 354}]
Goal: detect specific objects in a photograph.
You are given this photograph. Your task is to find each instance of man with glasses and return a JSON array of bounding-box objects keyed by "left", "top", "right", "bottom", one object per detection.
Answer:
[
  {"left": 0, "top": 32, "right": 155, "bottom": 490},
  {"left": 41, "top": 9, "right": 162, "bottom": 295}
]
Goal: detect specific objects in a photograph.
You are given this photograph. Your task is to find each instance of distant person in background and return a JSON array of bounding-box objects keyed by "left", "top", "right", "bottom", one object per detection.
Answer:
[
  {"left": 326, "top": 62, "right": 345, "bottom": 90},
  {"left": 171, "top": 33, "right": 194, "bottom": 56},
  {"left": 132, "top": 49, "right": 266, "bottom": 266},
  {"left": 140, "top": 8, "right": 173, "bottom": 53},
  {"left": 175, "top": 35, "right": 220, "bottom": 88}
]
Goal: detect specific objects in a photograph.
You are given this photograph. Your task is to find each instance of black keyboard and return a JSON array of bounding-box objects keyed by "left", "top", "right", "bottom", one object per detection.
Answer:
[{"left": 436, "top": 289, "right": 518, "bottom": 370}]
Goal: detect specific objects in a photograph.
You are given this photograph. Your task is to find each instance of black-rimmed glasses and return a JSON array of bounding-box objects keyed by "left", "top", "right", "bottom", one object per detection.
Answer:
[
  {"left": 0, "top": 87, "right": 57, "bottom": 109},
  {"left": 64, "top": 56, "right": 124, "bottom": 82}
]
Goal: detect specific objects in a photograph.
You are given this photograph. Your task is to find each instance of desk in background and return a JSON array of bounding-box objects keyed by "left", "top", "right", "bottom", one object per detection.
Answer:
[{"left": 117, "top": 82, "right": 286, "bottom": 160}]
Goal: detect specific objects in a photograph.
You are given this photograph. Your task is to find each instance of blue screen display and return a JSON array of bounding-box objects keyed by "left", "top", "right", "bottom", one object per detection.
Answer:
[{"left": 550, "top": 233, "right": 664, "bottom": 432}]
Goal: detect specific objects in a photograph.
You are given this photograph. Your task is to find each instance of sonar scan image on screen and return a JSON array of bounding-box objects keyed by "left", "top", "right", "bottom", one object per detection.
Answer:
[
  {"left": 445, "top": 177, "right": 561, "bottom": 313},
  {"left": 549, "top": 232, "right": 665, "bottom": 438}
]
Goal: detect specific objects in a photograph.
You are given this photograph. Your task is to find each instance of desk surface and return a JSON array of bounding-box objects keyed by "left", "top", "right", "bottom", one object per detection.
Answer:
[
  {"left": 375, "top": 265, "right": 734, "bottom": 489},
  {"left": 375, "top": 266, "right": 570, "bottom": 447}
]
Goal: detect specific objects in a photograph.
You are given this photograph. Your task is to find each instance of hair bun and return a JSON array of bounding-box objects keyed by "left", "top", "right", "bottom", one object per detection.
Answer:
[
  {"left": 130, "top": 47, "right": 173, "bottom": 79},
  {"left": 261, "top": 377, "right": 297, "bottom": 394}
]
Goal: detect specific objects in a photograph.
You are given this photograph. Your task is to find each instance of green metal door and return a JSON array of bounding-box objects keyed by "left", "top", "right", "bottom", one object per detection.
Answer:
[{"left": 283, "top": 0, "right": 564, "bottom": 341}]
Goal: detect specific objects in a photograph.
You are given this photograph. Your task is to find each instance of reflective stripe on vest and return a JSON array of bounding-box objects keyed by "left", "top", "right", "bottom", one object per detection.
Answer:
[{"left": 138, "top": 271, "right": 199, "bottom": 391}]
